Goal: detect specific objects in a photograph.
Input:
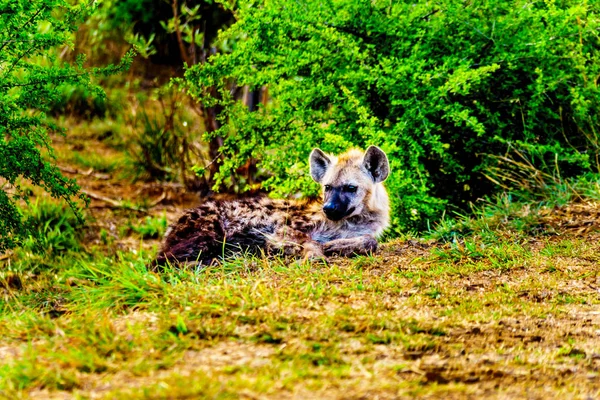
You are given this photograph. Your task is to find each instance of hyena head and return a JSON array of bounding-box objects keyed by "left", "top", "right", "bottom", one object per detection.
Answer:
[{"left": 309, "top": 146, "right": 390, "bottom": 223}]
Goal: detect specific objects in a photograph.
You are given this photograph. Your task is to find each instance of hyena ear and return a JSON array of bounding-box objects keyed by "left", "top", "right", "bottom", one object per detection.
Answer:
[
  {"left": 309, "top": 148, "right": 331, "bottom": 183},
  {"left": 363, "top": 146, "right": 390, "bottom": 183}
]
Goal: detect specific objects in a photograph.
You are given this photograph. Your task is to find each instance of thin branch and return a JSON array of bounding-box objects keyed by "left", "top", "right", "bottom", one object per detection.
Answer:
[
  {"left": 1, "top": 42, "right": 37, "bottom": 80},
  {"left": 0, "top": 72, "right": 86, "bottom": 90},
  {"left": 172, "top": 0, "right": 191, "bottom": 66},
  {"left": 0, "top": 6, "right": 46, "bottom": 54}
]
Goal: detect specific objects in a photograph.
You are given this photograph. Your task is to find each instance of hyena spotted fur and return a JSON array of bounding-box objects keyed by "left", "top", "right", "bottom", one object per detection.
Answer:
[{"left": 152, "top": 146, "right": 390, "bottom": 268}]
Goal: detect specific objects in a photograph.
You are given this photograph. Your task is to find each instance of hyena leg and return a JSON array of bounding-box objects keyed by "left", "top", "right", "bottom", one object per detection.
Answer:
[
  {"left": 322, "top": 235, "right": 378, "bottom": 257},
  {"left": 266, "top": 227, "right": 324, "bottom": 260}
]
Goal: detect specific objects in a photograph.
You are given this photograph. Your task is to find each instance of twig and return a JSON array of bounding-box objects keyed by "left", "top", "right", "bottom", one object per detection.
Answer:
[
  {"left": 58, "top": 165, "right": 110, "bottom": 180},
  {"left": 149, "top": 191, "right": 167, "bottom": 207},
  {"left": 172, "top": 0, "right": 191, "bottom": 66},
  {"left": 81, "top": 189, "right": 145, "bottom": 212}
]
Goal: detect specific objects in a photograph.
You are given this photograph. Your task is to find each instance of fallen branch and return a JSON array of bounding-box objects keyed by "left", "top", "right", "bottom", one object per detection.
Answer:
[
  {"left": 149, "top": 191, "right": 167, "bottom": 208},
  {"left": 81, "top": 189, "right": 146, "bottom": 212},
  {"left": 58, "top": 165, "right": 110, "bottom": 180}
]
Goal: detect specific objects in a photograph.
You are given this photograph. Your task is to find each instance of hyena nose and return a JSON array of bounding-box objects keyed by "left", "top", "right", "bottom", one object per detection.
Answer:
[{"left": 323, "top": 203, "right": 344, "bottom": 221}]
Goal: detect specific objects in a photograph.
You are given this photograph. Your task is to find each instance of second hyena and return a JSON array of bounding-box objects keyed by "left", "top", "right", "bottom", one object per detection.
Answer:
[{"left": 152, "top": 146, "right": 390, "bottom": 268}]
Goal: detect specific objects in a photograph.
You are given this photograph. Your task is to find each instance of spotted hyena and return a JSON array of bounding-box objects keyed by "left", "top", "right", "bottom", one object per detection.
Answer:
[{"left": 152, "top": 146, "right": 390, "bottom": 268}]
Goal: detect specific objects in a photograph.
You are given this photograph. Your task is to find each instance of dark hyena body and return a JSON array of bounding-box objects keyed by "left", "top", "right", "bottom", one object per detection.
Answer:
[{"left": 153, "top": 146, "right": 390, "bottom": 267}]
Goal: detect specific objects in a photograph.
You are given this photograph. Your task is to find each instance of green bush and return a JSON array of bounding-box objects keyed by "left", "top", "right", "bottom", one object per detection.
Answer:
[
  {"left": 0, "top": 0, "right": 134, "bottom": 251},
  {"left": 185, "top": 0, "right": 600, "bottom": 233}
]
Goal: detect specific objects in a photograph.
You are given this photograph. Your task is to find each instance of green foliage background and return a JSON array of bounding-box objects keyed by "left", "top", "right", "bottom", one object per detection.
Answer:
[
  {"left": 0, "top": 0, "right": 133, "bottom": 250},
  {"left": 185, "top": 0, "right": 600, "bottom": 233},
  {"left": 3, "top": 0, "right": 600, "bottom": 245}
]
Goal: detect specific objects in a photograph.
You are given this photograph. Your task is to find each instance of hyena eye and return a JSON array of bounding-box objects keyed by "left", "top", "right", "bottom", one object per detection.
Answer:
[{"left": 344, "top": 185, "right": 358, "bottom": 193}]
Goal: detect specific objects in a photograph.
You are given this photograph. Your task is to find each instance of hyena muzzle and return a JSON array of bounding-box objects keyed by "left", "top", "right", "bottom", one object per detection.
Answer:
[{"left": 151, "top": 146, "right": 390, "bottom": 269}]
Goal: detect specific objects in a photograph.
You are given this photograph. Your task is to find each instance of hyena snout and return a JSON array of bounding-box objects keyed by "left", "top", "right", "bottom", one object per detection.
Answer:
[
  {"left": 322, "top": 197, "right": 355, "bottom": 221},
  {"left": 322, "top": 183, "right": 360, "bottom": 221},
  {"left": 322, "top": 202, "right": 344, "bottom": 221}
]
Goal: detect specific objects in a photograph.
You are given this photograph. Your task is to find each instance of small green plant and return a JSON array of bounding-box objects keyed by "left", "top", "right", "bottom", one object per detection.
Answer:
[
  {"left": 558, "top": 345, "right": 586, "bottom": 360},
  {"left": 130, "top": 109, "right": 181, "bottom": 182},
  {"left": 128, "top": 87, "right": 207, "bottom": 190},
  {"left": 425, "top": 287, "right": 442, "bottom": 300},
  {"left": 21, "top": 199, "right": 85, "bottom": 256},
  {"left": 431, "top": 239, "right": 486, "bottom": 264},
  {"left": 129, "top": 214, "right": 168, "bottom": 239}
]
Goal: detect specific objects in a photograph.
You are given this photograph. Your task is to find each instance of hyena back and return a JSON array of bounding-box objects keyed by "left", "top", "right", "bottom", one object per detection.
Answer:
[{"left": 152, "top": 146, "right": 390, "bottom": 268}]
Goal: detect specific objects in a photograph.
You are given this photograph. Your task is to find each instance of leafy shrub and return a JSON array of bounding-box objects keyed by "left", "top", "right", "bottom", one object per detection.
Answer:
[
  {"left": 185, "top": 0, "right": 600, "bottom": 233},
  {"left": 130, "top": 108, "right": 184, "bottom": 182},
  {"left": 0, "top": 0, "right": 134, "bottom": 251}
]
